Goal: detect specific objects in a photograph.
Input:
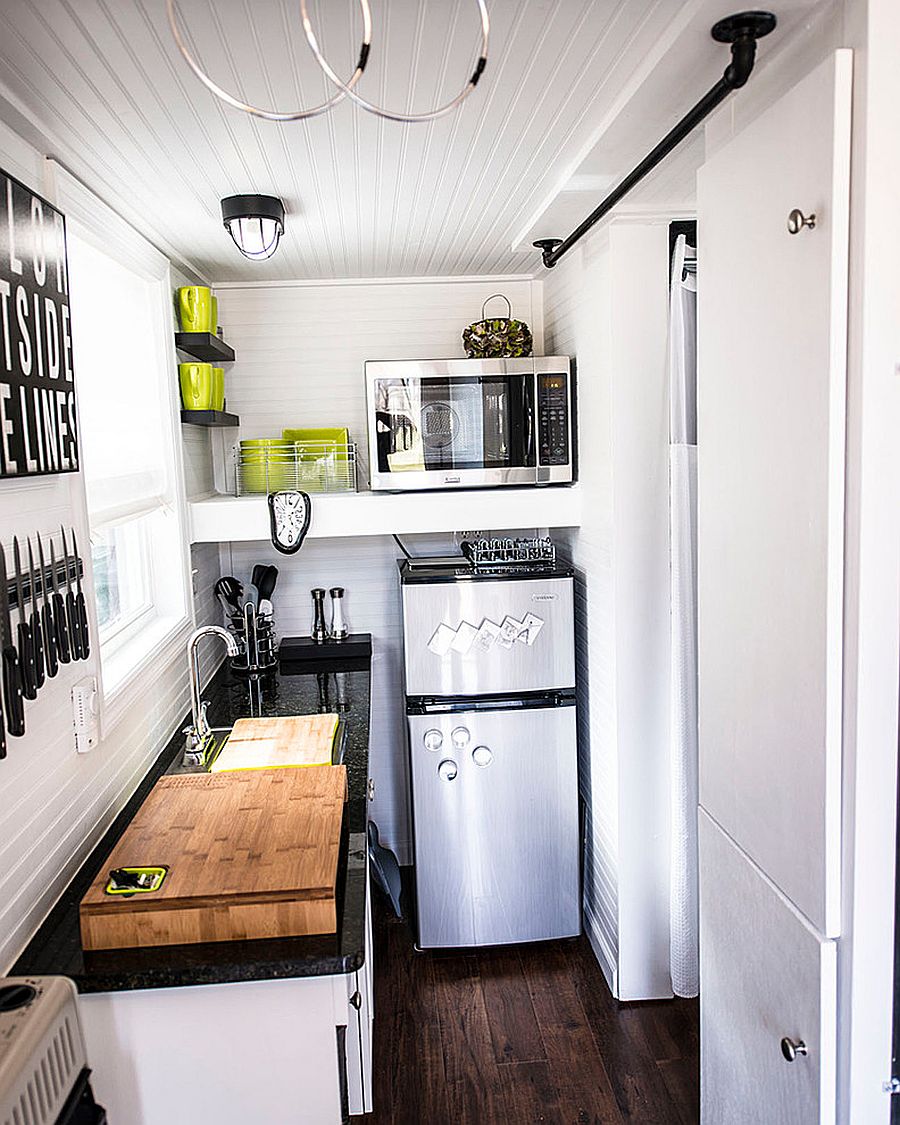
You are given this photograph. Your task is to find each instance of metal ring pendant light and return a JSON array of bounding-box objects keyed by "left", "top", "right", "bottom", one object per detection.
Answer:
[
  {"left": 165, "top": 0, "right": 372, "bottom": 122},
  {"left": 299, "top": 0, "right": 490, "bottom": 123}
]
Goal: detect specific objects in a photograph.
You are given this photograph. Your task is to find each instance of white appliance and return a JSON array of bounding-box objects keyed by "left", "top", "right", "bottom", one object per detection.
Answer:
[
  {"left": 401, "top": 559, "right": 581, "bottom": 948},
  {"left": 0, "top": 977, "right": 105, "bottom": 1125}
]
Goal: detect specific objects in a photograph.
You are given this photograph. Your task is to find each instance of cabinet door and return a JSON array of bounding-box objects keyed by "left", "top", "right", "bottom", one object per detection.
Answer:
[
  {"left": 700, "top": 811, "right": 837, "bottom": 1125},
  {"left": 697, "top": 51, "right": 851, "bottom": 936},
  {"left": 343, "top": 871, "right": 373, "bottom": 1116}
]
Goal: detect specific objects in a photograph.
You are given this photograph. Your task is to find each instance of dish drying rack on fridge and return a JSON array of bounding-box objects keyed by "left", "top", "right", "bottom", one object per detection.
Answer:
[{"left": 234, "top": 441, "right": 359, "bottom": 496}]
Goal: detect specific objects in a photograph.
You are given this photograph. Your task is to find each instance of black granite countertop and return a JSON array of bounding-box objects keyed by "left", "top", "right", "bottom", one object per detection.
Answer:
[{"left": 11, "top": 652, "right": 371, "bottom": 993}]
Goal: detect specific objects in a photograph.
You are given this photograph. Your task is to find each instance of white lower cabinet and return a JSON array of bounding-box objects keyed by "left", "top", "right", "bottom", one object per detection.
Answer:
[
  {"left": 699, "top": 811, "right": 837, "bottom": 1125},
  {"left": 337, "top": 870, "right": 374, "bottom": 1116},
  {"left": 82, "top": 872, "right": 375, "bottom": 1124}
]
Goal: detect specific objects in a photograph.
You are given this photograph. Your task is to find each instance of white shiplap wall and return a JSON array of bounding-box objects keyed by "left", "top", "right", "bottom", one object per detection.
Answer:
[
  {"left": 544, "top": 219, "right": 674, "bottom": 1000},
  {"left": 213, "top": 277, "right": 543, "bottom": 862},
  {"left": 0, "top": 120, "right": 219, "bottom": 971},
  {"left": 543, "top": 231, "right": 620, "bottom": 984}
]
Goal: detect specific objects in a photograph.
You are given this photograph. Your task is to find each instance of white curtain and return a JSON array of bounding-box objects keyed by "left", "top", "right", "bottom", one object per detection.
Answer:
[{"left": 668, "top": 234, "right": 699, "bottom": 998}]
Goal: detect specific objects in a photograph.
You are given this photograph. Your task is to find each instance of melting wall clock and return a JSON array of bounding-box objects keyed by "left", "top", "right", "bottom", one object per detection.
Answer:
[{"left": 268, "top": 490, "right": 311, "bottom": 554}]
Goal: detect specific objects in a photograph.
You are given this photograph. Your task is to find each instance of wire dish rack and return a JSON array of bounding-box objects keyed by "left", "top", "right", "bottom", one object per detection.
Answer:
[{"left": 234, "top": 442, "right": 358, "bottom": 496}]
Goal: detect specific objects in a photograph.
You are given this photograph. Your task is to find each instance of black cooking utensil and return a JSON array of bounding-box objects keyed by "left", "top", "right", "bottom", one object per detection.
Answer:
[
  {"left": 50, "top": 539, "right": 71, "bottom": 664},
  {"left": 251, "top": 564, "right": 266, "bottom": 590},
  {"left": 214, "top": 576, "right": 243, "bottom": 612},
  {"left": 27, "top": 538, "right": 44, "bottom": 690},
  {"left": 13, "top": 538, "right": 36, "bottom": 701},
  {"left": 38, "top": 536, "right": 58, "bottom": 678},
  {"left": 72, "top": 529, "right": 90, "bottom": 659},
  {"left": 257, "top": 565, "right": 278, "bottom": 602},
  {"left": 0, "top": 545, "right": 22, "bottom": 741},
  {"left": 60, "top": 526, "right": 80, "bottom": 660}
]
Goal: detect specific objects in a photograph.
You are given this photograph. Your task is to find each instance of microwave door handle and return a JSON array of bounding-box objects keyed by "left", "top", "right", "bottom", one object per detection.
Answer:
[{"left": 527, "top": 371, "right": 537, "bottom": 469}]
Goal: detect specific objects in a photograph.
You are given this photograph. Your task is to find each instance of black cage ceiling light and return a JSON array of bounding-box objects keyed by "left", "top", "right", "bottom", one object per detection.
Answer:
[
  {"left": 221, "top": 195, "right": 285, "bottom": 261},
  {"left": 166, "top": 0, "right": 489, "bottom": 125}
]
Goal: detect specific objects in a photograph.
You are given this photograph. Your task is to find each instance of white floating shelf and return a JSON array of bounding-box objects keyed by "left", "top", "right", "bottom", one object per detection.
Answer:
[{"left": 189, "top": 486, "right": 582, "bottom": 544}]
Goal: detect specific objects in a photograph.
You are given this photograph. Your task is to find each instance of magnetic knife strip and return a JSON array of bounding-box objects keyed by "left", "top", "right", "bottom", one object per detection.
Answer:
[{"left": 0, "top": 526, "right": 90, "bottom": 759}]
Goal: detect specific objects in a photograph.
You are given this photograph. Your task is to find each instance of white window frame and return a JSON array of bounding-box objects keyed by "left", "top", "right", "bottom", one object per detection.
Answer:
[{"left": 47, "top": 159, "right": 194, "bottom": 735}]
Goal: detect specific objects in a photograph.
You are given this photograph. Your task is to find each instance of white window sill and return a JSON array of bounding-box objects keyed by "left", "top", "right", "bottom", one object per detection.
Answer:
[{"left": 100, "top": 613, "right": 192, "bottom": 738}]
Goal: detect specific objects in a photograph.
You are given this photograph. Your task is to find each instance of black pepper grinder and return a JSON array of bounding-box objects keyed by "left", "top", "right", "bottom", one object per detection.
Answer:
[{"left": 311, "top": 587, "right": 327, "bottom": 644}]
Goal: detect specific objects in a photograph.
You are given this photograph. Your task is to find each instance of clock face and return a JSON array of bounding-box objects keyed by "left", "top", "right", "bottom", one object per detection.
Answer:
[{"left": 268, "top": 490, "right": 311, "bottom": 554}]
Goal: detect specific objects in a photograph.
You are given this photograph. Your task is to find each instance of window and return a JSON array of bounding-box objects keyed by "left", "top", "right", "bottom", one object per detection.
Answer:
[{"left": 65, "top": 222, "right": 189, "bottom": 701}]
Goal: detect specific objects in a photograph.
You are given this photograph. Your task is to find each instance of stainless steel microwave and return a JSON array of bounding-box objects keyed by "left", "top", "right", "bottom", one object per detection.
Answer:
[{"left": 364, "top": 357, "right": 574, "bottom": 491}]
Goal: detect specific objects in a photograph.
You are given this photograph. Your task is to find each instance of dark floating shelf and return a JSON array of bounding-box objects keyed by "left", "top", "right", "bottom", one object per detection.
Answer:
[
  {"left": 180, "top": 410, "right": 241, "bottom": 428},
  {"left": 175, "top": 332, "right": 236, "bottom": 363},
  {"left": 279, "top": 633, "right": 372, "bottom": 663}
]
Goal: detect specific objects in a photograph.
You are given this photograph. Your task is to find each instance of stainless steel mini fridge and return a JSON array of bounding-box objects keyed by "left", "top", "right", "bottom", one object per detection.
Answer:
[{"left": 401, "top": 560, "right": 581, "bottom": 949}]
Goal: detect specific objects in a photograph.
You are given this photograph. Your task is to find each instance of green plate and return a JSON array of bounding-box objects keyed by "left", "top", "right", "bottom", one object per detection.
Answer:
[{"left": 281, "top": 427, "right": 352, "bottom": 491}]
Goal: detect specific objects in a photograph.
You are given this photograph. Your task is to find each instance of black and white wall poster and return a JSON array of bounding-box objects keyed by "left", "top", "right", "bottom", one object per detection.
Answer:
[{"left": 0, "top": 167, "right": 78, "bottom": 478}]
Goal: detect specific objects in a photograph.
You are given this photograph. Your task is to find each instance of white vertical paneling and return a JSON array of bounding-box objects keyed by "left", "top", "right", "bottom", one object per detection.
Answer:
[
  {"left": 544, "top": 231, "right": 620, "bottom": 988},
  {"left": 181, "top": 427, "right": 214, "bottom": 498},
  {"left": 0, "top": 128, "right": 220, "bottom": 973},
  {"left": 212, "top": 276, "right": 545, "bottom": 860},
  {"left": 544, "top": 218, "right": 673, "bottom": 999}
]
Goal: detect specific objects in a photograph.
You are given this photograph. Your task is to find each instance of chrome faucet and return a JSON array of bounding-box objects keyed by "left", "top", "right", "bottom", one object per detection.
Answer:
[{"left": 183, "top": 625, "right": 239, "bottom": 764}]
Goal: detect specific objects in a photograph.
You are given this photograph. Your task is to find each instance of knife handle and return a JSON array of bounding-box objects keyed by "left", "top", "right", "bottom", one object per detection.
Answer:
[
  {"left": 18, "top": 621, "right": 36, "bottom": 701},
  {"left": 42, "top": 606, "right": 58, "bottom": 678},
  {"left": 0, "top": 680, "right": 6, "bottom": 757},
  {"left": 3, "top": 645, "right": 24, "bottom": 736},
  {"left": 66, "top": 592, "right": 80, "bottom": 660},
  {"left": 75, "top": 592, "right": 90, "bottom": 659},
  {"left": 54, "top": 592, "right": 71, "bottom": 664},
  {"left": 30, "top": 607, "right": 45, "bottom": 689}
]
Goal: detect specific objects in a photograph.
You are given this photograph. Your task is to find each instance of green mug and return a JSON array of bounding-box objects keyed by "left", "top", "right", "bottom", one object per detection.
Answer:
[
  {"left": 178, "top": 286, "right": 213, "bottom": 332},
  {"left": 212, "top": 367, "right": 225, "bottom": 411},
  {"left": 179, "top": 362, "right": 215, "bottom": 410},
  {"left": 210, "top": 295, "right": 218, "bottom": 335}
]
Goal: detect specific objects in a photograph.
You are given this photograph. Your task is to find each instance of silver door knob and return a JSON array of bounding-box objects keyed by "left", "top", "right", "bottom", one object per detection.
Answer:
[
  {"left": 780, "top": 1037, "right": 808, "bottom": 1062},
  {"left": 472, "top": 745, "right": 493, "bottom": 768},
  {"left": 787, "top": 208, "right": 816, "bottom": 234},
  {"left": 438, "top": 759, "right": 458, "bottom": 781}
]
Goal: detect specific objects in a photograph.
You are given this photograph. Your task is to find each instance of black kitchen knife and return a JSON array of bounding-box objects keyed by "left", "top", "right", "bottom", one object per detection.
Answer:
[
  {"left": 50, "top": 539, "right": 71, "bottom": 664},
  {"left": 0, "top": 544, "right": 25, "bottom": 738},
  {"left": 37, "top": 535, "right": 58, "bottom": 678},
  {"left": 13, "top": 537, "right": 36, "bottom": 701},
  {"left": 71, "top": 528, "right": 90, "bottom": 660},
  {"left": 27, "top": 538, "right": 44, "bottom": 690},
  {"left": 60, "top": 526, "right": 81, "bottom": 661}
]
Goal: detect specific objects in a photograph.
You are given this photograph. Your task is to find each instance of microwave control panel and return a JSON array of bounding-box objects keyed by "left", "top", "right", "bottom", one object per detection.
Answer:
[{"left": 537, "top": 372, "right": 569, "bottom": 466}]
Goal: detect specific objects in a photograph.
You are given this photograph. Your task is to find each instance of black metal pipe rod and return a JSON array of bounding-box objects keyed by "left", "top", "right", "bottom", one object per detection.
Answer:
[{"left": 534, "top": 11, "right": 775, "bottom": 268}]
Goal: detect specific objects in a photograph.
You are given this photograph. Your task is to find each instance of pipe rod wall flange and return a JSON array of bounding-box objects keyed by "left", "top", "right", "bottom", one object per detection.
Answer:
[{"left": 532, "top": 238, "right": 563, "bottom": 270}]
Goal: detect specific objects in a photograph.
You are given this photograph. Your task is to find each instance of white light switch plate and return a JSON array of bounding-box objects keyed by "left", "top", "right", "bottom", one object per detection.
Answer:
[{"left": 71, "top": 676, "right": 99, "bottom": 753}]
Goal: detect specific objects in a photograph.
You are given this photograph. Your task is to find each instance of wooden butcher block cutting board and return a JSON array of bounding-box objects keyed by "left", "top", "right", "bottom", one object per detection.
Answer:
[
  {"left": 80, "top": 765, "right": 347, "bottom": 951},
  {"left": 209, "top": 713, "right": 339, "bottom": 773}
]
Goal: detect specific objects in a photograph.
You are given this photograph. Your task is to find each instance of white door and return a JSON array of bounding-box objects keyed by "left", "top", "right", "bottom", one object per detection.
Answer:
[
  {"left": 697, "top": 50, "right": 851, "bottom": 937},
  {"left": 700, "top": 811, "right": 837, "bottom": 1125}
]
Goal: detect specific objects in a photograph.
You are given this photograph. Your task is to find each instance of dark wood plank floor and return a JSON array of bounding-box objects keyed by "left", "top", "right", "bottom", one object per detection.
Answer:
[{"left": 355, "top": 889, "right": 699, "bottom": 1125}]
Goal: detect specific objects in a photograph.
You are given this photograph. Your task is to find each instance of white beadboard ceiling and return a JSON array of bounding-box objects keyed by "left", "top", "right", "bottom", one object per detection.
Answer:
[{"left": 0, "top": 0, "right": 825, "bottom": 281}]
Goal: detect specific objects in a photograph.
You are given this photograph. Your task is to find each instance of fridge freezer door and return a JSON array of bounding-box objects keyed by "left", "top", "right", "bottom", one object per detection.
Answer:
[
  {"left": 409, "top": 704, "right": 581, "bottom": 948},
  {"left": 402, "top": 574, "right": 575, "bottom": 697}
]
